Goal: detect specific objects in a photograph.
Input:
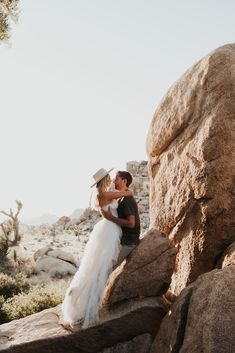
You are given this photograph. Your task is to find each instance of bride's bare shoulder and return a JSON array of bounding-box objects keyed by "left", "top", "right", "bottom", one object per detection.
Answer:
[{"left": 97, "top": 193, "right": 109, "bottom": 208}]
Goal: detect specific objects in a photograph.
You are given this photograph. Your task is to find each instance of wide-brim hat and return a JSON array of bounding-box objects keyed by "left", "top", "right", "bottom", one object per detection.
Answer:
[{"left": 90, "top": 168, "right": 114, "bottom": 188}]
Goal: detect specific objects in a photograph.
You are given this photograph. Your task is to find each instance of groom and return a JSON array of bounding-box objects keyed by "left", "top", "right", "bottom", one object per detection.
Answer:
[{"left": 101, "top": 170, "right": 140, "bottom": 267}]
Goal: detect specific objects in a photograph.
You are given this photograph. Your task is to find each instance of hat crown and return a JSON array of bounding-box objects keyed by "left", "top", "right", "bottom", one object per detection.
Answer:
[
  {"left": 90, "top": 167, "right": 113, "bottom": 187},
  {"left": 93, "top": 168, "right": 107, "bottom": 182}
]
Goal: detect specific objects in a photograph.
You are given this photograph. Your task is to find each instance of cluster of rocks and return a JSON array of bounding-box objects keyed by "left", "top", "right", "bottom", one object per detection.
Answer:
[
  {"left": 1, "top": 44, "right": 235, "bottom": 353},
  {"left": 65, "top": 208, "right": 102, "bottom": 240}
]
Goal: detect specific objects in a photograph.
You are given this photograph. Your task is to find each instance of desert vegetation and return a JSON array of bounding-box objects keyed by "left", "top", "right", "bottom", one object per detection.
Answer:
[
  {"left": 0, "top": 272, "right": 66, "bottom": 324},
  {"left": 0, "top": 201, "right": 74, "bottom": 324}
]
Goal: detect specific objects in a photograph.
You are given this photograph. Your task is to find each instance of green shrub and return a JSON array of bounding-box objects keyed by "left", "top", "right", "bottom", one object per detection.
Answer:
[
  {"left": 0, "top": 273, "right": 30, "bottom": 299},
  {"left": 0, "top": 285, "right": 64, "bottom": 324}
]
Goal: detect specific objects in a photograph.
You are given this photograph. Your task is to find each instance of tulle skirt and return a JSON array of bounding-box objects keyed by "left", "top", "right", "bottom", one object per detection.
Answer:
[{"left": 62, "top": 218, "right": 122, "bottom": 328}]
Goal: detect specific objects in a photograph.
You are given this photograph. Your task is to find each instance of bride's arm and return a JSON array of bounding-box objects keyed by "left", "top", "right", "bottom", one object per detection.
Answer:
[{"left": 101, "top": 190, "right": 133, "bottom": 202}]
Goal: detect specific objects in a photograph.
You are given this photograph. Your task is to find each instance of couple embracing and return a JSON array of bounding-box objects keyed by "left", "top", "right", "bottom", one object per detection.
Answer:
[{"left": 61, "top": 168, "right": 140, "bottom": 329}]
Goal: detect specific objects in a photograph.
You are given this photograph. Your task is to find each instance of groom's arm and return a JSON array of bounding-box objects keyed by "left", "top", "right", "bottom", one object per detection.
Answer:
[{"left": 101, "top": 209, "right": 135, "bottom": 229}]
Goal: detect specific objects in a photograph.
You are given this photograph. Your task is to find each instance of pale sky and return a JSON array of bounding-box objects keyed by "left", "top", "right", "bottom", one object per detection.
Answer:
[{"left": 0, "top": 0, "right": 235, "bottom": 221}]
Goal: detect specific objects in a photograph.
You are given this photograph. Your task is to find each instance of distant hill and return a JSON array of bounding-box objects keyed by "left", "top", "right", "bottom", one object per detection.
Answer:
[
  {"left": 22, "top": 208, "right": 84, "bottom": 226},
  {"left": 23, "top": 213, "right": 59, "bottom": 226},
  {"left": 69, "top": 208, "right": 83, "bottom": 220}
]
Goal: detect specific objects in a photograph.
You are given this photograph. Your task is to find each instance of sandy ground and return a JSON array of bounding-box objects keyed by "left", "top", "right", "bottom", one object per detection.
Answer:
[
  {"left": 0, "top": 223, "right": 91, "bottom": 291},
  {"left": 16, "top": 223, "right": 87, "bottom": 265}
]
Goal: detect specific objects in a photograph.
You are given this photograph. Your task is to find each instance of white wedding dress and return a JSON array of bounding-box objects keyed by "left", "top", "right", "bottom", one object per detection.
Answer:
[{"left": 62, "top": 200, "right": 122, "bottom": 328}]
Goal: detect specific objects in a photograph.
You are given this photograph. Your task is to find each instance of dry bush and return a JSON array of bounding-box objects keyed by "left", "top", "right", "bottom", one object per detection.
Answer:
[
  {"left": 0, "top": 284, "right": 65, "bottom": 324},
  {"left": 0, "top": 295, "right": 7, "bottom": 323},
  {"left": 0, "top": 249, "right": 37, "bottom": 277},
  {"left": 10, "top": 251, "right": 37, "bottom": 277},
  {"left": 0, "top": 220, "right": 13, "bottom": 262},
  {"left": 0, "top": 236, "right": 9, "bottom": 262},
  {"left": 0, "top": 273, "right": 30, "bottom": 299}
]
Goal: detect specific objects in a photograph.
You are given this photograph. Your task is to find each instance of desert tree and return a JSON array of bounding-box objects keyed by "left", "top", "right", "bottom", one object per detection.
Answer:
[
  {"left": 0, "top": 200, "right": 23, "bottom": 245},
  {"left": 0, "top": 0, "right": 19, "bottom": 42},
  {"left": 0, "top": 223, "right": 10, "bottom": 261}
]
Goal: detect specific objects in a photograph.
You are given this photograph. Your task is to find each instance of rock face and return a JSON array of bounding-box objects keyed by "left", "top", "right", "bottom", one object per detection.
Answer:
[
  {"left": 0, "top": 297, "right": 168, "bottom": 353},
  {"left": 146, "top": 43, "right": 235, "bottom": 294},
  {"left": 150, "top": 265, "right": 235, "bottom": 353},
  {"left": 126, "top": 161, "right": 150, "bottom": 231},
  {"left": 104, "top": 228, "right": 176, "bottom": 305}
]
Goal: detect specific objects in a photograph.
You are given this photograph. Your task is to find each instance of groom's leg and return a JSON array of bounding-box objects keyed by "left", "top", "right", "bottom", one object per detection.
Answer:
[{"left": 114, "top": 244, "right": 136, "bottom": 269}]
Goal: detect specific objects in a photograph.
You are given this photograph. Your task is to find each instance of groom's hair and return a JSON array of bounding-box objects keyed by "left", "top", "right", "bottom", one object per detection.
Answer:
[{"left": 118, "top": 171, "right": 133, "bottom": 187}]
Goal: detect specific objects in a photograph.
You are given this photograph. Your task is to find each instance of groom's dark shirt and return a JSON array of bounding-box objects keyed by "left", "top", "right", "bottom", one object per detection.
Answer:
[{"left": 117, "top": 196, "right": 140, "bottom": 246}]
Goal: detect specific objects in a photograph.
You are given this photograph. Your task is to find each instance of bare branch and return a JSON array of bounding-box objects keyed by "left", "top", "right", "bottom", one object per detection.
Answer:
[
  {"left": 0, "top": 210, "right": 12, "bottom": 218},
  {"left": 0, "top": 200, "right": 23, "bottom": 244},
  {"left": 15, "top": 200, "right": 23, "bottom": 217}
]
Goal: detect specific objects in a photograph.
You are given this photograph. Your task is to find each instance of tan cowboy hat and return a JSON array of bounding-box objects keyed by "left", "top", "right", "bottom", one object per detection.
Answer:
[{"left": 90, "top": 168, "right": 114, "bottom": 188}]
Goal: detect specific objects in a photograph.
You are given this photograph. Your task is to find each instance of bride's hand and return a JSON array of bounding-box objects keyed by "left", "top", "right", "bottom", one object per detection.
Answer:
[{"left": 100, "top": 208, "right": 113, "bottom": 221}]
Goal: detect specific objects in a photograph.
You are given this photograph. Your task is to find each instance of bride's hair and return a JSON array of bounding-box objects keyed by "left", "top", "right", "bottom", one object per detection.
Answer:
[
  {"left": 96, "top": 175, "right": 110, "bottom": 194},
  {"left": 94, "top": 175, "right": 110, "bottom": 209}
]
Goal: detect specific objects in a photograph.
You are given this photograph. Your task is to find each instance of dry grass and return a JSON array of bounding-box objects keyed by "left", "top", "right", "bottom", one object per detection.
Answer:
[
  {"left": 0, "top": 285, "right": 65, "bottom": 323},
  {"left": 0, "top": 273, "right": 68, "bottom": 324},
  {"left": 0, "top": 273, "right": 30, "bottom": 299}
]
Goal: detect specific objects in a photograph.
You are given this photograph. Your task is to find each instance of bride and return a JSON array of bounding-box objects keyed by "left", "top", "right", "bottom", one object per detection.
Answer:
[{"left": 61, "top": 168, "right": 132, "bottom": 329}]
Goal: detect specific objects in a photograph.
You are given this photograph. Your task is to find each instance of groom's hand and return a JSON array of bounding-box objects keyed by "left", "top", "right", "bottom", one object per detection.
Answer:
[{"left": 100, "top": 208, "right": 113, "bottom": 221}]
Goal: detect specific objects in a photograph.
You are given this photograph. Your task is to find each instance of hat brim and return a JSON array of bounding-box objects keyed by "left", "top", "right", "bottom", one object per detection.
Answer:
[{"left": 90, "top": 168, "right": 114, "bottom": 188}]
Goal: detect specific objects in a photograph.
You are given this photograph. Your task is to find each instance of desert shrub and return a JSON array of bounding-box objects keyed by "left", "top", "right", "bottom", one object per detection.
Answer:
[
  {"left": 0, "top": 285, "right": 64, "bottom": 323},
  {"left": 0, "top": 235, "right": 9, "bottom": 262},
  {"left": 13, "top": 255, "right": 37, "bottom": 277},
  {"left": 0, "top": 273, "right": 30, "bottom": 299},
  {"left": 0, "top": 295, "right": 4, "bottom": 309},
  {"left": 0, "top": 295, "right": 8, "bottom": 323}
]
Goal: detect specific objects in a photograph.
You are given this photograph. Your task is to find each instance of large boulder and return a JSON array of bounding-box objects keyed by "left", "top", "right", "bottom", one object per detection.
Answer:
[
  {"left": 33, "top": 246, "right": 52, "bottom": 261},
  {"left": 35, "top": 255, "right": 77, "bottom": 277},
  {"left": 146, "top": 43, "right": 235, "bottom": 294},
  {"left": 0, "top": 297, "right": 168, "bottom": 353},
  {"left": 47, "top": 249, "right": 77, "bottom": 266},
  {"left": 55, "top": 216, "right": 71, "bottom": 229},
  {"left": 34, "top": 247, "right": 77, "bottom": 276},
  {"left": 216, "top": 241, "right": 235, "bottom": 268},
  {"left": 104, "top": 228, "right": 176, "bottom": 305},
  {"left": 150, "top": 265, "right": 235, "bottom": 353}
]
